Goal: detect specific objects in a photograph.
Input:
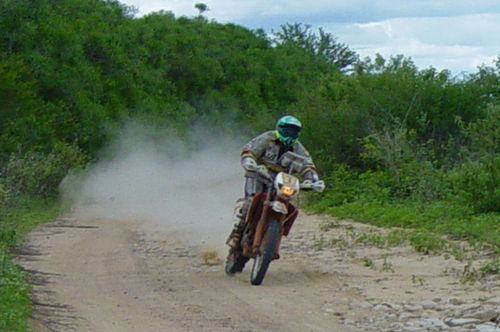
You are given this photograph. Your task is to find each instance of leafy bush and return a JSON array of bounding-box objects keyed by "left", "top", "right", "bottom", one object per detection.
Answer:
[
  {"left": 0, "top": 258, "right": 30, "bottom": 332},
  {"left": 0, "top": 183, "right": 5, "bottom": 206},
  {"left": 451, "top": 105, "right": 500, "bottom": 213},
  {"left": 0, "top": 143, "right": 87, "bottom": 202},
  {"left": 450, "top": 158, "right": 500, "bottom": 213},
  {"left": 307, "top": 163, "right": 358, "bottom": 210},
  {"left": 408, "top": 230, "right": 447, "bottom": 254},
  {"left": 0, "top": 198, "right": 61, "bottom": 332}
]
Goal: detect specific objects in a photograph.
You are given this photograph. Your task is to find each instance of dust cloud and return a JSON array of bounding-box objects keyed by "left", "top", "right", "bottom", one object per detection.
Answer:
[{"left": 61, "top": 124, "right": 245, "bottom": 253}]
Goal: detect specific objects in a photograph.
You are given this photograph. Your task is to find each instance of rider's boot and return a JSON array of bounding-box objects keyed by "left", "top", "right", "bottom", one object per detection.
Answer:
[
  {"left": 226, "top": 199, "right": 247, "bottom": 249},
  {"left": 226, "top": 219, "right": 245, "bottom": 249}
]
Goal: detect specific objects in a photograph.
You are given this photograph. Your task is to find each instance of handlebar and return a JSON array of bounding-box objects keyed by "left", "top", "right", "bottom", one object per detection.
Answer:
[{"left": 246, "top": 165, "right": 325, "bottom": 193}]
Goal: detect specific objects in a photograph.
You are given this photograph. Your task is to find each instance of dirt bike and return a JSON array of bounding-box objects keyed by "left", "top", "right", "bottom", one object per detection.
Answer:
[{"left": 225, "top": 152, "right": 325, "bottom": 285}]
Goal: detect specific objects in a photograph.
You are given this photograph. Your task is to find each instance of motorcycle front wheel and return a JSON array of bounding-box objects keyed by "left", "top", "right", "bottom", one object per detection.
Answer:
[{"left": 250, "top": 220, "right": 280, "bottom": 285}]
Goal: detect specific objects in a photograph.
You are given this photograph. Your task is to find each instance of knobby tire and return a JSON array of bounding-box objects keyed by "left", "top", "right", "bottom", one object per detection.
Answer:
[{"left": 250, "top": 220, "right": 280, "bottom": 285}]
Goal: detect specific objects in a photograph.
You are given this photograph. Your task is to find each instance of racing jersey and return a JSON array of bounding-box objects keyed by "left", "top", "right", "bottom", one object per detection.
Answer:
[{"left": 241, "top": 130, "right": 316, "bottom": 176}]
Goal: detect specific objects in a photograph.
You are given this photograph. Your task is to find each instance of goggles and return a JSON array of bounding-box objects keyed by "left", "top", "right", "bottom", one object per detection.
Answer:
[{"left": 278, "top": 125, "right": 300, "bottom": 139}]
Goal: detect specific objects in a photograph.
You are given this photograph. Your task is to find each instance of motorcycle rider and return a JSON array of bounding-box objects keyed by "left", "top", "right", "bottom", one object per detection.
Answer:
[{"left": 226, "top": 115, "right": 321, "bottom": 249}]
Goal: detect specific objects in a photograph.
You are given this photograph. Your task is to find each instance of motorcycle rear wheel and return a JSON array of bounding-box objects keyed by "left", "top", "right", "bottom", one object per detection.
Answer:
[
  {"left": 225, "top": 250, "right": 249, "bottom": 275},
  {"left": 250, "top": 220, "right": 280, "bottom": 285}
]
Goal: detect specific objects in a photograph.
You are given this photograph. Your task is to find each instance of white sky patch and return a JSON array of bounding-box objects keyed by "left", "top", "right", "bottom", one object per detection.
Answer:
[{"left": 328, "top": 13, "right": 500, "bottom": 73}]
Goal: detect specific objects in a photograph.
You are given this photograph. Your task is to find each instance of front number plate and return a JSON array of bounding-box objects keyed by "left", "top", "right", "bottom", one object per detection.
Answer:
[{"left": 270, "top": 201, "right": 288, "bottom": 214}]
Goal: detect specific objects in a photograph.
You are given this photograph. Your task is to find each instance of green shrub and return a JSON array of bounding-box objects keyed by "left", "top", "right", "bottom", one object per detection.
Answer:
[
  {"left": 0, "top": 143, "right": 87, "bottom": 202},
  {"left": 306, "top": 163, "right": 394, "bottom": 213},
  {"left": 450, "top": 156, "right": 500, "bottom": 213},
  {"left": 0, "top": 258, "right": 30, "bottom": 332},
  {"left": 409, "top": 230, "right": 447, "bottom": 254},
  {"left": 0, "top": 183, "right": 5, "bottom": 207},
  {"left": 0, "top": 198, "right": 61, "bottom": 332},
  {"left": 452, "top": 104, "right": 500, "bottom": 213},
  {"left": 308, "top": 163, "right": 358, "bottom": 210}
]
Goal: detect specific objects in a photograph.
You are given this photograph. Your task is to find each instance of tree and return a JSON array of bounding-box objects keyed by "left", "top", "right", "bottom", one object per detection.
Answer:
[
  {"left": 273, "top": 23, "right": 358, "bottom": 72},
  {"left": 453, "top": 104, "right": 500, "bottom": 212},
  {"left": 194, "top": 3, "right": 209, "bottom": 16}
]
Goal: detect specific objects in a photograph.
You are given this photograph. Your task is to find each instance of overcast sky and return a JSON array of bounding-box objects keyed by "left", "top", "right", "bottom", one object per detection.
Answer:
[{"left": 119, "top": 0, "right": 500, "bottom": 75}]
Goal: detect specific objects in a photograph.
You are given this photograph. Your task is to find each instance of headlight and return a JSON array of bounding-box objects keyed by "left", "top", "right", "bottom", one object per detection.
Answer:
[
  {"left": 280, "top": 185, "right": 295, "bottom": 196},
  {"left": 275, "top": 172, "right": 300, "bottom": 198}
]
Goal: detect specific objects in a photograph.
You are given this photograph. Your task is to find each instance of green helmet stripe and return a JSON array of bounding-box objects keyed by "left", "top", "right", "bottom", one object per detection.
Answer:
[{"left": 276, "top": 115, "right": 302, "bottom": 128}]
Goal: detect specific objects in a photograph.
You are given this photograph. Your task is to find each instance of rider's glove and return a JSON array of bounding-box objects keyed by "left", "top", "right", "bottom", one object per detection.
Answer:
[{"left": 241, "top": 156, "right": 258, "bottom": 171}]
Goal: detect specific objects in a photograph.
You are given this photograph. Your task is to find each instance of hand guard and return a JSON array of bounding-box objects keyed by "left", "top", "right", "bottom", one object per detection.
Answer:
[
  {"left": 256, "top": 165, "right": 272, "bottom": 180},
  {"left": 301, "top": 179, "right": 325, "bottom": 192},
  {"left": 242, "top": 157, "right": 271, "bottom": 180}
]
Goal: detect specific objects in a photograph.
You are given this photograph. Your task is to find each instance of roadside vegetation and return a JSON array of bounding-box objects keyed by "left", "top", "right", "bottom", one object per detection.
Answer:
[
  {"left": 1, "top": 199, "right": 62, "bottom": 331},
  {"left": 0, "top": 0, "right": 498, "bottom": 329}
]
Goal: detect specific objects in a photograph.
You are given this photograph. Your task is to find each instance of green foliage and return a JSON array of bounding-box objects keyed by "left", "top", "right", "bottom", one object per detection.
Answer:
[
  {"left": 362, "top": 257, "right": 374, "bottom": 268},
  {"left": 355, "top": 232, "right": 385, "bottom": 248},
  {"left": 310, "top": 183, "right": 500, "bottom": 250},
  {"left": 360, "top": 126, "right": 451, "bottom": 201},
  {"left": 466, "top": 104, "right": 500, "bottom": 159},
  {"left": 2, "top": 0, "right": 350, "bottom": 163},
  {"left": 1, "top": 0, "right": 496, "bottom": 189},
  {"left": 347, "top": 55, "right": 487, "bottom": 167},
  {"left": 305, "top": 58, "right": 498, "bottom": 251},
  {"left": 0, "top": 198, "right": 61, "bottom": 331},
  {"left": 194, "top": 3, "right": 209, "bottom": 15},
  {"left": 450, "top": 158, "right": 500, "bottom": 213},
  {"left": 408, "top": 230, "right": 447, "bottom": 254},
  {"left": 306, "top": 163, "right": 356, "bottom": 209},
  {"left": 294, "top": 74, "right": 368, "bottom": 170},
  {"left": 0, "top": 259, "right": 30, "bottom": 332},
  {"left": 0, "top": 57, "right": 49, "bottom": 157},
  {"left": 479, "top": 259, "right": 500, "bottom": 275},
  {"left": 451, "top": 105, "right": 500, "bottom": 213},
  {"left": 273, "top": 23, "right": 358, "bottom": 72},
  {"left": 1, "top": 143, "right": 87, "bottom": 202}
]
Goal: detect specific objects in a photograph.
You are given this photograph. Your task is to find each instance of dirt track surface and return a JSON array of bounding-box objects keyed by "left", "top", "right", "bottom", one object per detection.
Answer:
[{"left": 18, "top": 214, "right": 500, "bottom": 332}]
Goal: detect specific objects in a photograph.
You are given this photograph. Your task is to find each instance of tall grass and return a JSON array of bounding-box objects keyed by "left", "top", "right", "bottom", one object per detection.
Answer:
[
  {"left": 0, "top": 198, "right": 61, "bottom": 331},
  {"left": 0, "top": 144, "right": 74, "bottom": 331}
]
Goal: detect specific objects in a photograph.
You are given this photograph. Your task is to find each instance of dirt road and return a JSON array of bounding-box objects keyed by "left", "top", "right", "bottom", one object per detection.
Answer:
[{"left": 18, "top": 214, "right": 499, "bottom": 332}]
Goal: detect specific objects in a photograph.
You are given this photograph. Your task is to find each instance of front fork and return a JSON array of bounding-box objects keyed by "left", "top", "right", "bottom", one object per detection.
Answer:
[{"left": 251, "top": 191, "right": 287, "bottom": 257}]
